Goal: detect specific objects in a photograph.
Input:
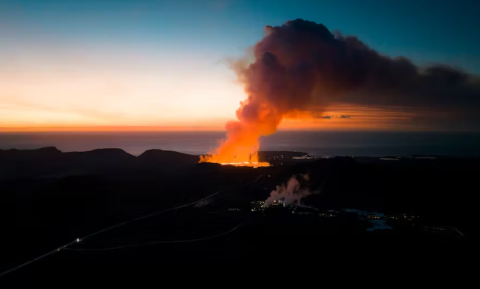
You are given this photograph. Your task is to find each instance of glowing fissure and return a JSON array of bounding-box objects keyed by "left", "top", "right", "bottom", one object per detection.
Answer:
[{"left": 219, "top": 162, "right": 270, "bottom": 168}]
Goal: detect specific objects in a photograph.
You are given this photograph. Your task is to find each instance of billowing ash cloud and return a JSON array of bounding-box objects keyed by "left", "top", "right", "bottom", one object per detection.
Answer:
[
  {"left": 265, "top": 174, "right": 313, "bottom": 207},
  {"left": 235, "top": 19, "right": 480, "bottom": 126},
  {"left": 201, "top": 19, "right": 480, "bottom": 165}
]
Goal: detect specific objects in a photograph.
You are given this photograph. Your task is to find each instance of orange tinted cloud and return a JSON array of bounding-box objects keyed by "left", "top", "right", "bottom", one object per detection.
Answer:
[{"left": 280, "top": 103, "right": 454, "bottom": 131}]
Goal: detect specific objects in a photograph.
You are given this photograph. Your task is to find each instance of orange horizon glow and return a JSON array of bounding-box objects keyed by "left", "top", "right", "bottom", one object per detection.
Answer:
[
  {"left": 0, "top": 125, "right": 225, "bottom": 132},
  {"left": 0, "top": 105, "right": 439, "bottom": 133},
  {"left": 0, "top": 47, "right": 449, "bottom": 134},
  {"left": 0, "top": 48, "right": 445, "bottom": 134}
]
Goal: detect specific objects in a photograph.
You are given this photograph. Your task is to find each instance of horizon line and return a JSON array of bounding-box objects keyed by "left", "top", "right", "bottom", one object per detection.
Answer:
[{"left": 1, "top": 126, "right": 479, "bottom": 133}]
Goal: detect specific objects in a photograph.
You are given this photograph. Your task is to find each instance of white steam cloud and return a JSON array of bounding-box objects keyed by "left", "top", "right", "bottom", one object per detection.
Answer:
[{"left": 265, "top": 174, "right": 312, "bottom": 207}]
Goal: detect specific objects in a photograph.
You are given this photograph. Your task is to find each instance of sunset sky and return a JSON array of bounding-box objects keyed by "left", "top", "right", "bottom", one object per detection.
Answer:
[{"left": 1, "top": 0, "right": 480, "bottom": 132}]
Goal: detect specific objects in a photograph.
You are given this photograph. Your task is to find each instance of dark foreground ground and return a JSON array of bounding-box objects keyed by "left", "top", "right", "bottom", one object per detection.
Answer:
[{"left": 0, "top": 148, "right": 475, "bottom": 285}]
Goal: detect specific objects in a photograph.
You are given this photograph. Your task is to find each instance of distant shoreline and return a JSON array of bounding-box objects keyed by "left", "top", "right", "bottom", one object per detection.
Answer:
[{"left": 1, "top": 131, "right": 479, "bottom": 157}]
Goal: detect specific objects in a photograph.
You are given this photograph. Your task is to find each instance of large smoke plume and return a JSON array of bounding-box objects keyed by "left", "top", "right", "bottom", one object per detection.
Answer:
[{"left": 201, "top": 19, "right": 480, "bottom": 164}]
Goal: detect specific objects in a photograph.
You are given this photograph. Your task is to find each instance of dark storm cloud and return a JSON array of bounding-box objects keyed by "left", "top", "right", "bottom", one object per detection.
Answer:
[{"left": 235, "top": 19, "right": 480, "bottom": 129}]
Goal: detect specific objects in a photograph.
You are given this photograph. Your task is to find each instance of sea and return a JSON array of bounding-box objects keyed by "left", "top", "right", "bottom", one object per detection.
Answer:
[{"left": 1, "top": 131, "right": 479, "bottom": 157}]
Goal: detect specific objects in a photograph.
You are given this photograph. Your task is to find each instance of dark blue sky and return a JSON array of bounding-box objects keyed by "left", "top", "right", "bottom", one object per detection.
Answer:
[{"left": 2, "top": 0, "right": 480, "bottom": 72}]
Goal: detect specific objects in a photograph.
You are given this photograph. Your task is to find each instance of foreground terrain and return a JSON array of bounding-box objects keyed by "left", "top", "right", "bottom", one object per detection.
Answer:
[{"left": 0, "top": 147, "right": 474, "bottom": 285}]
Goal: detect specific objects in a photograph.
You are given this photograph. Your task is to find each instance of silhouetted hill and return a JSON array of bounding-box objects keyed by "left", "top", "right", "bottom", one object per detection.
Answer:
[
  {"left": 0, "top": 146, "right": 62, "bottom": 160},
  {"left": 0, "top": 147, "right": 67, "bottom": 179},
  {"left": 138, "top": 149, "right": 199, "bottom": 169},
  {"left": 64, "top": 148, "right": 134, "bottom": 161},
  {"left": 64, "top": 148, "right": 136, "bottom": 173},
  {"left": 0, "top": 147, "right": 204, "bottom": 179}
]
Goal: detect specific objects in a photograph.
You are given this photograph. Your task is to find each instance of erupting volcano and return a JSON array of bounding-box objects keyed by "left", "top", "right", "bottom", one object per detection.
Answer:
[
  {"left": 198, "top": 114, "right": 276, "bottom": 167},
  {"left": 200, "top": 19, "right": 480, "bottom": 167},
  {"left": 200, "top": 19, "right": 338, "bottom": 167},
  {"left": 200, "top": 20, "right": 313, "bottom": 167}
]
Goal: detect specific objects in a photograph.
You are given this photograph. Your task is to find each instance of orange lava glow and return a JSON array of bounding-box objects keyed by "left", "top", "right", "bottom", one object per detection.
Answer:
[
  {"left": 219, "top": 162, "right": 271, "bottom": 168},
  {"left": 198, "top": 109, "right": 279, "bottom": 167},
  {"left": 200, "top": 143, "right": 272, "bottom": 168}
]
